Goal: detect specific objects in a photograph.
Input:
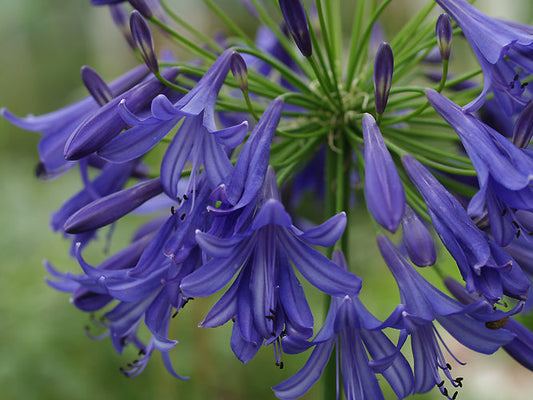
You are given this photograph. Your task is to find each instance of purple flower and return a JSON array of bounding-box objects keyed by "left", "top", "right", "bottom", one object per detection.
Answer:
[
  {"left": 278, "top": 0, "right": 312, "bottom": 57},
  {"left": 1, "top": 64, "right": 149, "bottom": 176},
  {"left": 130, "top": 10, "right": 159, "bottom": 73},
  {"left": 181, "top": 169, "right": 361, "bottom": 361},
  {"left": 434, "top": 0, "right": 533, "bottom": 114},
  {"left": 402, "top": 154, "right": 530, "bottom": 302},
  {"left": 97, "top": 50, "right": 248, "bottom": 194},
  {"left": 363, "top": 113, "right": 405, "bottom": 232},
  {"left": 272, "top": 251, "right": 413, "bottom": 400},
  {"left": 436, "top": 14, "right": 453, "bottom": 61},
  {"left": 426, "top": 89, "right": 533, "bottom": 217},
  {"left": 378, "top": 234, "right": 515, "bottom": 396}
]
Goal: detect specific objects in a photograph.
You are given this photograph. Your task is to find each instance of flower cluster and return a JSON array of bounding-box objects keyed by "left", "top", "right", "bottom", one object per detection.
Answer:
[{"left": 4, "top": 0, "right": 533, "bottom": 399}]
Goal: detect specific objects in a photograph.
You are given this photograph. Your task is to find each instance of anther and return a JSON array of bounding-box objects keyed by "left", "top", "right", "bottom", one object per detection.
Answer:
[
  {"left": 517, "top": 230, "right": 521, "bottom": 238},
  {"left": 138, "top": 349, "right": 146, "bottom": 356},
  {"left": 171, "top": 206, "right": 175, "bottom": 215},
  {"left": 180, "top": 213, "right": 186, "bottom": 220},
  {"left": 510, "top": 81, "right": 515, "bottom": 89},
  {"left": 183, "top": 194, "right": 189, "bottom": 201},
  {"left": 501, "top": 209, "right": 507, "bottom": 217},
  {"left": 446, "top": 363, "right": 452, "bottom": 370},
  {"left": 279, "top": 361, "right": 284, "bottom": 369},
  {"left": 485, "top": 316, "right": 510, "bottom": 330},
  {"left": 437, "top": 380, "right": 445, "bottom": 388},
  {"left": 270, "top": 308, "right": 276, "bottom": 315},
  {"left": 177, "top": 197, "right": 182, "bottom": 204},
  {"left": 265, "top": 315, "right": 275, "bottom": 321},
  {"left": 443, "top": 388, "right": 448, "bottom": 397},
  {"left": 521, "top": 82, "right": 529, "bottom": 89},
  {"left": 512, "top": 221, "right": 520, "bottom": 229},
  {"left": 452, "top": 391, "right": 458, "bottom": 399},
  {"left": 514, "top": 74, "right": 519, "bottom": 81},
  {"left": 172, "top": 310, "right": 179, "bottom": 318}
]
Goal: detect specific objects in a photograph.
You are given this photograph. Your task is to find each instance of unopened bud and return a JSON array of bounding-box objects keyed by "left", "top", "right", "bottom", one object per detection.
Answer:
[
  {"left": 436, "top": 14, "right": 453, "bottom": 61},
  {"left": 278, "top": 0, "right": 312, "bottom": 57},
  {"left": 81, "top": 66, "right": 113, "bottom": 107},
  {"left": 401, "top": 206, "right": 436, "bottom": 267},
  {"left": 230, "top": 52, "right": 249, "bottom": 92},
  {"left": 512, "top": 101, "right": 533, "bottom": 148},
  {"left": 130, "top": 10, "right": 159, "bottom": 73},
  {"left": 373, "top": 42, "right": 394, "bottom": 115}
]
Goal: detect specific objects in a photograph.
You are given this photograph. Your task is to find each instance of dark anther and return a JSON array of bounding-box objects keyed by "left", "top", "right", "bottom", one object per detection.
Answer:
[
  {"left": 455, "top": 377, "right": 463, "bottom": 387},
  {"left": 266, "top": 315, "right": 275, "bottom": 321},
  {"left": 437, "top": 380, "right": 445, "bottom": 388},
  {"left": 271, "top": 332, "right": 276, "bottom": 337},
  {"left": 132, "top": 360, "right": 139, "bottom": 364},
  {"left": 172, "top": 310, "right": 179, "bottom": 318},
  {"left": 512, "top": 221, "right": 520, "bottom": 229},
  {"left": 270, "top": 308, "right": 276, "bottom": 315},
  {"left": 183, "top": 194, "right": 189, "bottom": 201},
  {"left": 280, "top": 330, "right": 287, "bottom": 338},
  {"left": 514, "top": 74, "right": 519, "bottom": 81},
  {"left": 171, "top": 206, "right": 175, "bottom": 215},
  {"left": 510, "top": 81, "right": 515, "bottom": 89},
  {"left": 521, "top": 82, "right": 529, "bottom": 89},
  {"left": 127, "top": 363, "right": 134, "bottom": 368},
  {"left": 231, "top": 317, "right": 236, "bottom": 323},
  {"left": 446, "top": 363, "right": 452, "bottom": 370},
  {"left": 120, "top": 337, "right": 127, "bottom": 346},
  {"left": 443, "top": 388, "right": 448, "bottom": 397},
  {"left": 485, "top": 316, "right": 510, "bottom": 330},
  {"left": 452, "top": 391, "right": 458, "bottom": 399},
  {"left": 517, "top": 230, "right": 521, "bottom": 238},
  {"left": 138, "top": 349, "right": 146, "bottom": 356},
  {"left": 180, "top": 213, "right": 186, "bottom": 220},
  {"left": 279, "top": 361, "right": 284, "bottom": 369},
  {"left": 177, "top": 197, "right": 182, "bottom": 204},
  {"left": 501, "top": 209, "right": 507, "bottom": 217},
  {"left": 528, "top": 231, "right": 533, "bottom": 236}
]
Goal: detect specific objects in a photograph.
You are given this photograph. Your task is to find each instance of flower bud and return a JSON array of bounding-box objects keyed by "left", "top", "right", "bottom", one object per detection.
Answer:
[
  {"left": 130, "top": 10, "right": 159, "bottom": 73},
  {"left": 401, "top": 206, "right": 436, "bottom": 267},
  {"left": 81, "top": 66, "right": 113, "bottom": 107},
  {"left": 278, "top": 0, "right": 312, "bottom": 57},
  {"left": 373, "top": 42, "right": 394, "bottom": 114},
  {"left": 512, "top": 100, "right": 533, "bottom": 148},
  {"left": 64, "top": 177, "right": 163, "bottom": 234},
  {"left": 230, "top": 52, "right": 248, "bottom": 92},
  {"left": 436, "top": 13, "right": 453, "bottom": 61}
]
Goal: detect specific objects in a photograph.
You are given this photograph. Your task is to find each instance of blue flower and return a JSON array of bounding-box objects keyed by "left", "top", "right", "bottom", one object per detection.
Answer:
[
  {"left": 272, "top": 251, "right": 413, "bottom": 400},
  {"left": 181, "top": 168, "right": 361, "bottom": 361},
  {"left": 402, "top": 153, "right": 530, "bottom": 302},
  {"left": 434, "top": 0, "right": 533, "bottom": 114},
  {"left": 1, "top": 65, "right": 149, "bottom": 177},
  {"left": 97, "top": 49, "right": 248, "bottom": 194},
  {"left": 377, "top": 234, "right": 515, "bottom": 396},
  {"left": 427, "top": 89, "right": 533, "bottom": 217}
]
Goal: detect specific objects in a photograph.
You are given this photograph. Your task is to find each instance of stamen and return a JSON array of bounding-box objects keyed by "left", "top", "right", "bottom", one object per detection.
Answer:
[
  {"left": 437, "top": 380, "right": 445, "bottom": 387},
  {"left": 452, "top": 391, "right": 458, "bottom": 399},
  {"left": 171, "top": 206, "right": 175, "bottom": 215},
  {"left": 521, "top": 82, "right": 529, "bottom": 89},
  {"left": 180, "top": 213, "right": 186, "bottom": 220}
]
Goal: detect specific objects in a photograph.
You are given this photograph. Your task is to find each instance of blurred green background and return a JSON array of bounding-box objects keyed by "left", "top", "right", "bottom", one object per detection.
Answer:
[{"left": 1, "top": 1, "right": 532, "bottom": 399}]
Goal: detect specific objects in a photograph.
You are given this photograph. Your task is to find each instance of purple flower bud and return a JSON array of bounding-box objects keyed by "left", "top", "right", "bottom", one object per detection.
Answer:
[
  {"left": 109, "top": 4, "right": 136, "bottom": 50},
  {"left": 436, "top": 13, "right": 453, "bottom": 61},
  {"left": 373, "top": 42, "right": 394, "bottom": 114},
  {"left": 81, "top": 66, "right": 113, "bottom": 107},
  {"left": 130, "top": 10, "right": 158, "bottom": 73},
  {"left": 362, "top": 113, "right": 405, "bottom": 232},
  {"left": 278, "top": 0, "right": 312, "bottom": 57},
  {"left": 64, "top": 177, "right": 163, "bottom": 234},
  {"left": 512, "top": 101, "right": 533, "bottom": 148},
  {"left": 230, "top": 52, "right": 248, "bottom": 92},
  {"left": 401, "top": 206, "right": 436, "bottom": 267},
  {"left": 128, "top": 0, "right": 153, "bottom": 18}
]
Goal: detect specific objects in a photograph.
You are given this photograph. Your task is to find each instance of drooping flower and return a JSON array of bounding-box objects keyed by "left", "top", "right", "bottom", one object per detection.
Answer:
[
  {"left": 426, "top": 89, "right": 533, "bottom": 217},
  {"left": 1, "top": 64, "right": 149, "bottom": 177},
  {"left": 272, "top": 250, "right": 413, "bottom": 400},
  {"left": 181, "top": 168, "right": 361, "bottom": 362},
  {"left": 402, "top": 153, "right": 530, "bottom": 302},
  {"left": 363, "top": 113, "right": 405, "bottom": 232},
  {"left": 434, "top": 0, "right": 533, "bottom": 114},
  {"left": 378, "top": 234, "right": 515, "bottom": 397},
  {"left": 97, "top": 49, "right": 248, "bottom": 195}
]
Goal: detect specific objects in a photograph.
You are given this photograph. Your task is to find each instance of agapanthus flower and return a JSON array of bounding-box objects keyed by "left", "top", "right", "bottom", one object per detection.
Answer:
[
  {"left": 434, "top": 0, "right": 533, "bottom": 114},
  {"left": 427, "top": 89, "right": 533, "bottom": 217},
  {"left": 378, "top": 234, "right": 515, "bottom": 397},
  {"left": 272, "top": 250, "right": 413, "bottom": 400},
  {"left": 402, "top": 153, "right": 530, "bottom": 302},
  {"left": 1, "top": 64, "right": 149, "bottom": 177},
  {"left": 181, "top": 168, "right": 361, "bottom": 361}
]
